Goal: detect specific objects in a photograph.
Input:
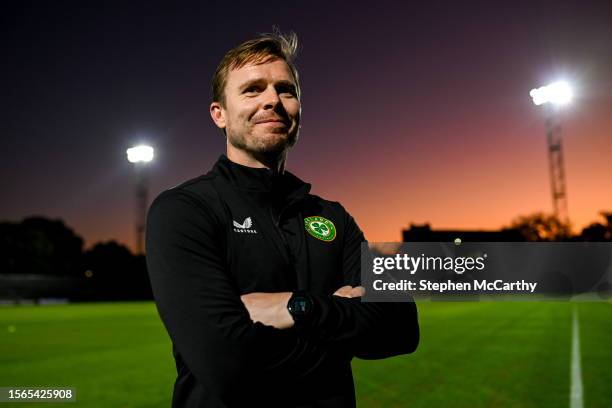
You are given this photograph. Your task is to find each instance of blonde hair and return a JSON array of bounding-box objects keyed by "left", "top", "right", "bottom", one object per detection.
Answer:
[{"left": 211, "top": 30, "right": 301, "bottom": 106}]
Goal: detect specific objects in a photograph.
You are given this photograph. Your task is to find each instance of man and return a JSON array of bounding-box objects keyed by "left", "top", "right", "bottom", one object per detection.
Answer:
[{"left": 146, "top": 31, "right": 419, "bottom": 408}]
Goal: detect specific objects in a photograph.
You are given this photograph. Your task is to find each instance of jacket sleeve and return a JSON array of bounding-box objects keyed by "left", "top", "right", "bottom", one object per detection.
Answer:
[
  {"left": 145, "top": 189, "right": 338, "bottom": 398},
  {"left": 305, "top": 205, "right": 419, "bottom": 360}
]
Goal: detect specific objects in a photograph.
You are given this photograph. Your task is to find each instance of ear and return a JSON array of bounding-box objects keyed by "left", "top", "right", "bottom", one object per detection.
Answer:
[{"left": 210, "top": 101, "right": 226, "bottom": 130}]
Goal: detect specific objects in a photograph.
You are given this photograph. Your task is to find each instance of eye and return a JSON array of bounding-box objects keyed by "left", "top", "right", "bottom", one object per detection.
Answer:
[
  {"left": 278, "top": 85, "right": 297, "bottom": 97},
  {"left": 243, "top": 85, "right": 262, "bottom": 94}
]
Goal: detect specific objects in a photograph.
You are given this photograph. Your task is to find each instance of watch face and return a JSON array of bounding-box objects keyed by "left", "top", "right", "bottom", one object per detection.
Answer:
[
  {"left": 294, "top": 299, "right": 308, "bottom": 313},
  {"left": 290, "top": 296, "right": 312, "bottom": 315}
]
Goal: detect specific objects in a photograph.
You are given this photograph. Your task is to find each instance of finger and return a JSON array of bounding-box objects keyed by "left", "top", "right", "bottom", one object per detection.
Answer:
[
  {"left": 349, "top": 286, "right": 365, "bottom": 297},
  {"left": 333, "top": 285, "right": 352, "bottom": 296}
]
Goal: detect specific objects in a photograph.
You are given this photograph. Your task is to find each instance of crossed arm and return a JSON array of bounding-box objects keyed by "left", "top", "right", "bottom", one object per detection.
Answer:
[
  {"left": 240, "top": 285, "right": 365, "bottom": 330},
  {"left": 146, "top": 191, "right": 419, "bottom": 399}
]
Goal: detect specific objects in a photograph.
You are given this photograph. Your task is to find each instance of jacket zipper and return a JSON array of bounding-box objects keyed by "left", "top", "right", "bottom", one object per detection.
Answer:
[{"left": 268, "top": 206, "right": 295, "bottom": 265}]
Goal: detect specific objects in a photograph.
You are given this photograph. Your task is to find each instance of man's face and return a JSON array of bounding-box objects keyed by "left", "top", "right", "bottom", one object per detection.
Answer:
[{"left": 212, "top": 58, "right": 301, "bottom": 157}]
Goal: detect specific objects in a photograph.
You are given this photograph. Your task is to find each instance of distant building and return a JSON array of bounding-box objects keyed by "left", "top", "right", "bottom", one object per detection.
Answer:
[{"left": 402, "top": 223, "right": 525, "bottom": 242}]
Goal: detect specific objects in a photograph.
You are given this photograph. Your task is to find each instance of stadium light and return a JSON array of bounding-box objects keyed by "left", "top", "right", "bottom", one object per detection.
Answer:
[
  {"left": 529, "top": 81, "right": 573, "bottom": 106},
  {"left": 529, "top": 80, "right": 572, "bottom": 225},
  {"left": 126, "top": 144, "right": 154, "bottom": 254},
  {"left": 126, "top": 145, "right": 154, "bottom": 163}
]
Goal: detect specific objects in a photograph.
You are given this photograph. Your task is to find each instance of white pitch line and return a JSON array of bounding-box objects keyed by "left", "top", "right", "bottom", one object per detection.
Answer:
[{"left": 570, "top": 307, "right": 584, "bottom": 408}]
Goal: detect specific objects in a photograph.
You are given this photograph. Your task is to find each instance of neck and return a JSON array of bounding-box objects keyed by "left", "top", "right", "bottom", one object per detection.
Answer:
[{"left": 227, "top": 142, "right": 287, "bottom": 174}]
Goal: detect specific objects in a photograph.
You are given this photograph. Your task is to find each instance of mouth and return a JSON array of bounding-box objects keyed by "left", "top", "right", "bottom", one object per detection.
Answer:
[{"left": 254, "top": 119, "right": 289, "bottom": 127}]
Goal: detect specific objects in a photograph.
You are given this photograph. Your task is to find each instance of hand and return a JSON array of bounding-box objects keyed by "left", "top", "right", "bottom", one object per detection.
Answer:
[
  {"left": 333, "top": 285, "right": 365, "bottom": 298},
  {"left": 240, "top": 292, "right": 294, "bottom": 329}
]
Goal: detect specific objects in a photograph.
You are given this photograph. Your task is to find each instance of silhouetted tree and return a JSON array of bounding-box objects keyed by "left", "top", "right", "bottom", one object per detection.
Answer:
[
  {"left": 83, "top": 241, "right": 151, "bottom": 300},
  {"left": 509, "top": 212, "right": 572, "bottom": 241},
  {"left": 579, "top": 211, "right": 612, "bottom": 241},
  {"left": 85, "top": 241, "right": 134, "bottom": 278},
  {"left": 1, "top": 217, "right": 153, "bottom": 300},
  {"left": 0, "top": 217, "right": 84, "bottom": 276}
]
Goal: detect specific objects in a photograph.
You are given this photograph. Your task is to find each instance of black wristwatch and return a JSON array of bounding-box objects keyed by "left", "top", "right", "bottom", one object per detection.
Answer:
[{"left": 287, "top": 290, "right": 314, "bottom": 328}]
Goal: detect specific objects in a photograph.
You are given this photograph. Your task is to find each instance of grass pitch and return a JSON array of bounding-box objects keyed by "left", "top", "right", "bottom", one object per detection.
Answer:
[{"left": 1, "top": 301, "right": 610, "bottom": 407}]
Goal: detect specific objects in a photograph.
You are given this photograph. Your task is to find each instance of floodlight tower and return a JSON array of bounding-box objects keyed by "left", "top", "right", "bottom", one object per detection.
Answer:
[
  {"left": 126, "top": 145, "right": 154, "bottom": 254},
  {"left": 529, "top": 81, "right": 573, "bottom": 225}
]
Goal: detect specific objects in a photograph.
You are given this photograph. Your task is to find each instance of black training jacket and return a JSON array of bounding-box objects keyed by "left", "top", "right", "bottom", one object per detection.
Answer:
[{"left": 145, "top": 154, "right": 419, "bottom": 408}]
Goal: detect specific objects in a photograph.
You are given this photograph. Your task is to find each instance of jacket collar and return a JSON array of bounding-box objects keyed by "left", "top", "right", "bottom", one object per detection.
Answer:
[{"left": 212, "top": 154, "right": 311, "bottom": 203}]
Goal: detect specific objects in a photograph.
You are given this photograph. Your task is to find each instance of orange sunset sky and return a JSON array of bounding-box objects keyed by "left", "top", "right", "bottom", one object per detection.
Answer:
[{"left": 2, "top": 1, "right": 611, "bottom": 253}]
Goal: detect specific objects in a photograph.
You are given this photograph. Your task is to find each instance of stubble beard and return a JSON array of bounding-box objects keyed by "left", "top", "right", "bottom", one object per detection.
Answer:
[{"left": 227, "top": 122, "right": 299, "bottom": 159}]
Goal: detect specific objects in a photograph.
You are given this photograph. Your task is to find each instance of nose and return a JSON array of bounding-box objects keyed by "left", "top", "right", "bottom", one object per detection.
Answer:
[{"left": 262, "top": 86, "right": 281, "bottom": 109}]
